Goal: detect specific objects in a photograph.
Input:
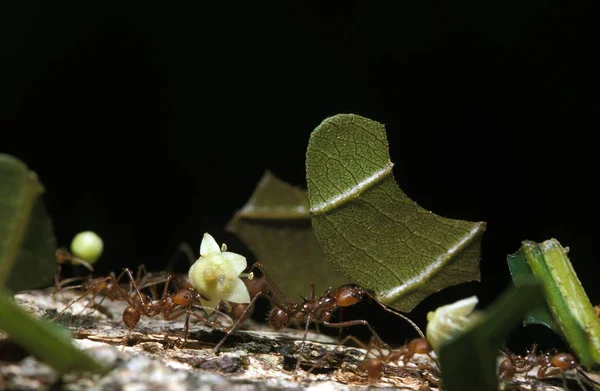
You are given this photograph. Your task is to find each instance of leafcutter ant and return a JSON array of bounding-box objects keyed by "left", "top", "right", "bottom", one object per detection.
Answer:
[
  {"left": 213, "top": 262, "right": 424, "bottom": 372},
  {"left": 308, "top": 335, "right": 439, "bottom": 387},
  {"left": 499, "top": 346, "right": 599, "bottom": 390},
  {"left": 116, "top": 269, "right": 233, "bottom": 346},
  {"left": 53, "top": 267, "right": 232, "bottom": 346}
]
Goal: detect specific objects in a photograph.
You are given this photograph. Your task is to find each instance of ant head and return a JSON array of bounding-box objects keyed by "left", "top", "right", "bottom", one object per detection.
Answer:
[
  {"left": 173, "top": 289, "right": 194, "bottom": 305},
  {"left": 408, "top": 338, "right": 432, "bottom": 354},
  {"left": 333, "top": 285, "right": 364, "bottom": 307},
  {"left": 550, "top": 353, "right": 577, "bottom": 370},
  {"left": 268, "top": 307, "right": 289, "bottom": 330},
  {"left": 55, "top": 248, "right": 70, "bottom": 264}
]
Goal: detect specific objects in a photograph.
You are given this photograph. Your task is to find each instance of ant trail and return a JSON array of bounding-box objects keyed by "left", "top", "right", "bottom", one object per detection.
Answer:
[
  {"left": 118, "top": 269, "right": 233, "bottom": 347},
  {"left": 213, "top": 261, "right": 421, "bottom": 372},
  {"left": 308, "top": 335, "right": 438, "bottom": 386},
  {"left": 499, "top": 347, "right": 599, "bottom": 391}
]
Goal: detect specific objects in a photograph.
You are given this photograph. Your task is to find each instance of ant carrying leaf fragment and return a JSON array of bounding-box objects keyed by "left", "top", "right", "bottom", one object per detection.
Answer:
[
  {"left": 305, "top": 114, "right": 487, "bottom": 313},
  {"left": 212, "top": 260, "right": 425, "bottom": 377}
]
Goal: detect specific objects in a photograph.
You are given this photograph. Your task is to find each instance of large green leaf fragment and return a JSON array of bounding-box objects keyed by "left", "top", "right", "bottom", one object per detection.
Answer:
[
  {"left": 0, "top": 154, "right": 56, "bottom": 291},
  {"left": 0, "top": 287, "right": 107, "bottom": 373},
  {"left": 438, "top": 278, "right": 544, "bottom": 391},
  {"left": 227, "top": 170, "right": 350, "bottom": 298},
  {"left": 510, "top": 239, "right": 600, "bottom": 369},
  {"left": 305, "top": 114, "right": 486, "bottom": 311}
]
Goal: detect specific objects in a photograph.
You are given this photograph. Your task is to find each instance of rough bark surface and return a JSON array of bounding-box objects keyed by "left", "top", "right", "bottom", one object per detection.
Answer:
[{"left": 1, "top": 289, "right": 596, "bottom": 390}]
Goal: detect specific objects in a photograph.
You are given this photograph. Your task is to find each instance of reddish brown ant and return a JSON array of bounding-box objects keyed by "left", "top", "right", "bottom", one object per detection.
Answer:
[
  {"left": 499, "top": 347, "right": 598, "bottom": 390},
  {"left": 53, "top": 268, "right": 232, "bottom": 346},
  {"left": 117, "top": 269, "right": 233, "bottom": 346},
  {"left": 308, "top": 335, "right": 439, "bottom": 386},
  {"left": 52, "top": 263, "right": 169, "bottom": 317},
  {"left": 214, "top": 262, "right": 423, "bottom": 370}
]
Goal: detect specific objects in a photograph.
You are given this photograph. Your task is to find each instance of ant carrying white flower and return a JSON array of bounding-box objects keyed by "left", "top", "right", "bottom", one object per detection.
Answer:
[{"left": 188, "top": 233, "right": 254, "bottom": 314}]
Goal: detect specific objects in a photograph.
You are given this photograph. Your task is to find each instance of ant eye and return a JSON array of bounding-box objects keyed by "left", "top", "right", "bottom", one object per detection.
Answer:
[
  {"left": 184, "top": 294, "right": 190, "bottom": 299},
  {"left": 352, "top": 293, "right": 357, "bottom": 298}
]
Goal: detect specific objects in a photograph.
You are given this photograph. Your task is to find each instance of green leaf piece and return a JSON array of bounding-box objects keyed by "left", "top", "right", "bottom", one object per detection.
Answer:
[
  {"left": 519, "top": 239, "right": 600, "bottom": 369},
  {"left": 226, "top": 170, "right": 350, "bottom": 299},
  {"left": 507, "top": 249, "right": 561, "bottom": 332},
  {"left": 0, "top": 154, "right": 56, "bottom": 291},
  {"left": 305, "top": 114, "right": 486, "bottom": 312},
  {"left": 438, "top": 278, "right": 544, "bottom": 391},
  {"left": 0, "top": 287, "right": 107, "bottom": 373}
]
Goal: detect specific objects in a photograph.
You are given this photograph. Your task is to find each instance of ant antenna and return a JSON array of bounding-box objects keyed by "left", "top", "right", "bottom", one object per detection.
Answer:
[
  {"left": 248, "top": 262, "right": 289, "bottom": 307},
  {"left": 365, "top": 292, "right": 425, "bottom": 339}
]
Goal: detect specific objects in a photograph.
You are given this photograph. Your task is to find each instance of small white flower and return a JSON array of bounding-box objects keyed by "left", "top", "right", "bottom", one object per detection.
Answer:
[
  {"left": 188, "top": 233, "right": 253, "bottom": 314},
  {"left": 426, "top": 295, "right": 481, "bottom": 352}
]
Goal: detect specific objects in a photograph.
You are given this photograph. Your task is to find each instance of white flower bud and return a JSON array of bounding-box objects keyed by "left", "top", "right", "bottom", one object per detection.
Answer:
[
  {"left": 426, "top": 295, "right": 481, "bottom": 352},
  {"left": 188, "top": 233, "right": 252, "bottom": 314}
]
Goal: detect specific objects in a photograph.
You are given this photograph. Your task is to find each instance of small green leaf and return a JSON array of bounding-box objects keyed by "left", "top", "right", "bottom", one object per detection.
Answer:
[
  {"left": 227, "top": 170, "right": 350, "bottom": 298},
  {"left": 507, "top": 248, "right": 561, "bottom": 332},
  {"left": 0, "top": 154, "right": 56, "bottom": 291},
  {"left": 520, "top": 239, "right": 600, "bottom": 369},
  {"left": 438, "top": 278, "right": 545, "bottom": 391},
  {"left": 306, "top": 114, "right": 486, "bottom": 312},
  {"left": 0, "top": 287, "right": 107, "bottom": 373}
]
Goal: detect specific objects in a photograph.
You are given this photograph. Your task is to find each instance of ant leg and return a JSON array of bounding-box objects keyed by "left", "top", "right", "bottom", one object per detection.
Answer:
[
  {"left": 577, "top": 367, "right": 600, "bottom": 390},
  {"left": 53, "top": 263, "right": 63, "bottom": 293},
  {"left": 248, "top": 263, "right": 289, "bottom": 308},
  {"left": 122, "top": 268, "right": 150, "bottom": 307},
  {"left": 336, "top": 307, "right": 344, "bottom": 339},
  {"left": 323, "top": 319, "right": 389, "bottom": 349},
  {"left": 307, "top": 282, "right": 316, "bottom": 301},
  {"left": 307, "top": 335, "right": 370, "bottom": 374},
  {"left": 52, "top": 276, "right": 113, "bottom": 321},
  {"left": 294, "top": 313, "right": 314, "bottom": 372},
  {"left": 212, "top": 292, "right": 273, "bottom": 352},
  {"left": 135, "top": 264, "right": 148, "bottom": 283}
]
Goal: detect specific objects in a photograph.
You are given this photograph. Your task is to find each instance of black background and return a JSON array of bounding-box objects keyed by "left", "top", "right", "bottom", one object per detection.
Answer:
[{"left": 1, "top": 2, "right": 598, "bottom": 350}]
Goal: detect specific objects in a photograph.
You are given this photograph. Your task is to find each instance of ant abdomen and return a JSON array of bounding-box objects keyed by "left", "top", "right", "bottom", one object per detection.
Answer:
[
  {"left": 268, "top": 307, "right": 289, "bottom": 330},
  {"left": 332, "top": 285, "right": 364, "bottom": 307},
  {"left": 367, "top": 357, "right": 383, "bottom": 382},
  {"left": 232, "top": 304, "right": 250, "bottom": 321},
  {"left": 550, "top": 353, "right": 577, "bottom": 370},
  {"left": 122, "top": 306, "right": 140, "bottom": 330}
]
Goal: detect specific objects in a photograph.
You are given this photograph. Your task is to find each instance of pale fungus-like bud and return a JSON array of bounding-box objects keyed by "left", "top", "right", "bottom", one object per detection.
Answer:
[
  {"left": 426, "top": 295, "right": 481, "bottom": 353},
  {"left": 188, "top": 233, "right": 254, "bottom": 314},
  {"left": 70, "top": 231, "right": 104, "bottom": 264}
]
